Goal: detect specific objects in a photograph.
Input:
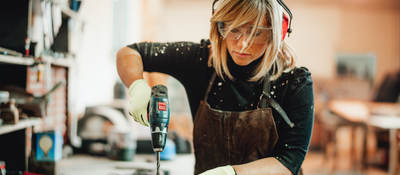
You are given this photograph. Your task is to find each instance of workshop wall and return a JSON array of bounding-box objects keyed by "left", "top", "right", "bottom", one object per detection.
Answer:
[
  {"left": 71, "top": 0, "right": 142, "bottom": 114},
  {"left": 288, "top": 0, "right": 400, "bottom": 86}
]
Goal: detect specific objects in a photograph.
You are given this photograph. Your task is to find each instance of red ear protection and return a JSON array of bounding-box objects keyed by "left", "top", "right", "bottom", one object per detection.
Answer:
[{"left": 282, "top": 13, "right": 289, "bottom": 41}]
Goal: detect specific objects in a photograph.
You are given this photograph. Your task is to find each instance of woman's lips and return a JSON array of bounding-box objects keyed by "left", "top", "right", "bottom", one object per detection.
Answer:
[{"left": 233, "top": 51, "right": 251, "bottom": 57}]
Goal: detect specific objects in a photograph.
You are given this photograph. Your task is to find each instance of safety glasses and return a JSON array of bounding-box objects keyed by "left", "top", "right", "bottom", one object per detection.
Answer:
[{"left": 217, "top": 22, "right": 272, "bottom": 44}]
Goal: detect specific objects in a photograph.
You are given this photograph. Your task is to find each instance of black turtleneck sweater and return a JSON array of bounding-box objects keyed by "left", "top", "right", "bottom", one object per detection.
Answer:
[
  {"left": 128, "top": 40, "right": 314, "bottom": 175},
  {"left": 208, "top": 52, "right": 264, "bottom": 111}
]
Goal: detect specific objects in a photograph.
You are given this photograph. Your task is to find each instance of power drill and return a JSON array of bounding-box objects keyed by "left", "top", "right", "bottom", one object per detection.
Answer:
[{"left": 149, "top": 85, "right": 170, "bottom": 175}]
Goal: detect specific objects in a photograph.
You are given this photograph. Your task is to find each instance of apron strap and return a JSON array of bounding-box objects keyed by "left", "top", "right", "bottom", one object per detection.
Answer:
[
  {"left": 259, "top": 74, "right": 271, "bottom": 108},
  {"left": 203, "top": 72, "right": 217, "bottom": 102},
  {"left": 259, "top": 74, "right": 295, "bottom": 128}
]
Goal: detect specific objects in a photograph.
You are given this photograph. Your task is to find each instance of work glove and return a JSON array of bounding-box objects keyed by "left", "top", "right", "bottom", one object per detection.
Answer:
[
  {"left": 200, "top": 165, "right": 236, "bottom": 175},
  {"left": 128, "top": 79, "right": 151, "bottom": 126}
]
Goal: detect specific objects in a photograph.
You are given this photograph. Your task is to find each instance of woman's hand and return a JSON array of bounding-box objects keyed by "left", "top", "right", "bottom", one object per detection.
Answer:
[
  {"left": 128, "top": 79, "right": 151, "bottom": 126},
  {"left": 200, "top": 165, "right": 236, "bottom": 175}
]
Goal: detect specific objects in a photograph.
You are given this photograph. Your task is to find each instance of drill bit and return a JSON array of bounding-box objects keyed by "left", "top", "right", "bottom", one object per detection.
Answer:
[{"left": 156, "top": 152, "right": 160, "bottom": 175}]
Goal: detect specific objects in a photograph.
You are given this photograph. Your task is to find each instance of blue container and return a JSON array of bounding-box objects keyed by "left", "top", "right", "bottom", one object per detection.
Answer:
[
  {"left": 70, "top": 0, "right": 82, "bottom": 12},
  {"left": 36, "top": 131, "right": 63, "bottom": 162},
  {"left": 160, "top": 139, "right": 176, "bottom": 160}
]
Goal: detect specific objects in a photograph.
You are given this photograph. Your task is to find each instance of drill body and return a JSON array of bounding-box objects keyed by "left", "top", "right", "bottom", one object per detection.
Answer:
[{"left": 149, "top": 85, "right": 170, "bottom": 153}]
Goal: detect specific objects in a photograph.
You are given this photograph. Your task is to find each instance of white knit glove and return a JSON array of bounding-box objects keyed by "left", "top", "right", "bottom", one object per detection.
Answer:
[
  {"left": 128, "top": 79, "right": 151, "bottom": 126},
  {"left": 200, "top": 166, "right": 236, "bottom": 175}
]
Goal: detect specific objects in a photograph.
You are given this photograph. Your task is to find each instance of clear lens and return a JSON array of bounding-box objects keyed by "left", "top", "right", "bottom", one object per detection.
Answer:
[{"left": 217, "top": 22, "right": 271, "bottom": 44}]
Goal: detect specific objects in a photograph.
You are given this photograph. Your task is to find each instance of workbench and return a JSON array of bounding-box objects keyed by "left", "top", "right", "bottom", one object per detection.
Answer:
[
  {"left": 328, "top": 99, "right": 400, "bottom": 175},
  {"left": 58, "top": 154, "right": 195, "bottom": 175}
]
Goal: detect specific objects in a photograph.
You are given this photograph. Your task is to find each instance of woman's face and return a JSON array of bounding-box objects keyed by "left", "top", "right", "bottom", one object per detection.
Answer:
[{"left": 225, "top": 19, "right": 271, "bottom": 66}]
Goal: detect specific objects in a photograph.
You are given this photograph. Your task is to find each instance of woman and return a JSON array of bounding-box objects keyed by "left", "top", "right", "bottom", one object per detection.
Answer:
[{"left": 116, "top": 0, "right": 314, "bottom": 174}]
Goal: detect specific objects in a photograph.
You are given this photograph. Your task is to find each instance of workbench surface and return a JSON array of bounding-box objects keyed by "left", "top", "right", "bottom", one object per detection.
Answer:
[{"left": 58, "top": 154, "right": 195, "bottom": 175}]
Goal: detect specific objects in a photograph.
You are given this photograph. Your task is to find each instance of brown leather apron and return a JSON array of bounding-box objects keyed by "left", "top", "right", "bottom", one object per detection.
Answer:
[{"left": 193, "top": 73, "right": 281, "bottom": 174}]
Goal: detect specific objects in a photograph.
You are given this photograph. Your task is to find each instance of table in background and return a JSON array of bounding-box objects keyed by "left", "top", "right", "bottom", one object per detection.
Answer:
[{"left": 329, "top": 99, "right": 400, "bottom": 175}]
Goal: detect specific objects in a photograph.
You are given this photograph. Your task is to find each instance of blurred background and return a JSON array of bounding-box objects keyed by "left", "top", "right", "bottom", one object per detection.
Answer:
[{"left": 0, "top": 0, "right": 399, "bottom": 175}]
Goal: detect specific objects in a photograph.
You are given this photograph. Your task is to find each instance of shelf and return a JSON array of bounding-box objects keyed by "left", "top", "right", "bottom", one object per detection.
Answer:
[
  {"left": 0, "top": 55, "right": 34, "bottom": 66},
  {"left": 47, "top": 57, "right": 74, "bottom": 68},
  {"left": 0, "top": 118, "right": 41, "bottom": 135},
  {"left": 0, "top": 55, "right": 74, "bottom": 68}
]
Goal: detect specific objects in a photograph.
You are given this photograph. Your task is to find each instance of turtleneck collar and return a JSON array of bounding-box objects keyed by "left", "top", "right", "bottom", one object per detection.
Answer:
[{"left": 227, "top": 52, "right": 263, "bottom": 81}]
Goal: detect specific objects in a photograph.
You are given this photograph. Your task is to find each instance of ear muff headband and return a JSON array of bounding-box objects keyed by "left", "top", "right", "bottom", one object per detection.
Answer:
[
  {"left": 277, "top": 0, "right": 293, "bottom": 40},
  {"left": 212, "top": 0, "right": 293, "bottom": 40}
]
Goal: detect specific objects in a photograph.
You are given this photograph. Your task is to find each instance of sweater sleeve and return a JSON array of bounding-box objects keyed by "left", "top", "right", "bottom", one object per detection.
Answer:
[
  {"left": 127, "top": 40, "right": 211, "bottom": 117},
  {"left": 273, "top": 67, "right": 314, "bottom": 175},
  {"left": 127, "top": 40, "right": 210, "bottom": 85}
]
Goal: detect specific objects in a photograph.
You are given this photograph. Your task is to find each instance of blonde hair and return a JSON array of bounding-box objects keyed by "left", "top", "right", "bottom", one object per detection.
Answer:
[{"left": 209, "top": 0, "right": 295, "bottom": 81}]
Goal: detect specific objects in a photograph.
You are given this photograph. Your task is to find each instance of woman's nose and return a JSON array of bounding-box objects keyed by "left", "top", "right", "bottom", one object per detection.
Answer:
[{"left": 236, "top": 35, "right": 249, "bottom": 53}]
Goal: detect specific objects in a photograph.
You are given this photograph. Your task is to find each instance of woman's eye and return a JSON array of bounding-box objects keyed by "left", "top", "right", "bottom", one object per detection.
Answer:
[{"left": 231, "top": 28, "right": 240, "bottom": 33}]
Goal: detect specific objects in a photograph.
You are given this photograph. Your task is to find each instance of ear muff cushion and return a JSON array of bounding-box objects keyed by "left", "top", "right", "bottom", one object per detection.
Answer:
[{"left": 282, "top": 13, "right": 289, "bottom": 40}]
